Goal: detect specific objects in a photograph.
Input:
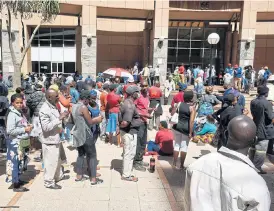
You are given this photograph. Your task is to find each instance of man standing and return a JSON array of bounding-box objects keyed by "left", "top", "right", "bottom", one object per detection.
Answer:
[
  {"left": 224, "top": 63, "right": 233, "bottom": 76},
  {"left": 148, "top": 81, "right": 163, "bottom": 130},
  {"left": 250, "top": 86, "right": 274, "bottom": 173},
  {"left": 258, "top": 67, "right": 265, "bottom": 86},
  {"left": 100, "top": 84, "right": 109, "bottom": 141},
  {"left": 178, "top": 63, "right": 185, "bottom": 83},
  {"left": 233, "top": 64, "right": 242, "bottom": 90},
  {"left": 120, "top": 86, "right": 141, "bottom": 182},
  {"left": 132, "top": 62, "right": 139, "bottom": 82},
  {"left": 134, "top": 81, "right": 151, "bottom": 171},
  {"left": 39, "top": 89, "right": 69, "bottom": 189},
  {"left": 154, "top": 65, "right": 160, "bottom": 83},
  {"left": 185, "top": 115, "right": 270, "bottom": 211},
  {"left": 140, "top": 64, "right": 150, "bottom": 83}
]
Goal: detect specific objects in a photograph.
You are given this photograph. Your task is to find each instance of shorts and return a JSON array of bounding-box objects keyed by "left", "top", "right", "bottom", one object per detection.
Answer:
[{"left": 173, "top": 129, "right": 189, "bottom": 152}]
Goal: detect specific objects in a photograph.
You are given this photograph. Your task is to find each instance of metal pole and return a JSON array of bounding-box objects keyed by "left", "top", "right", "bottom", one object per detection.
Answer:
[{"left": 209, "top": 44, "right": 213, "bottom": 86}]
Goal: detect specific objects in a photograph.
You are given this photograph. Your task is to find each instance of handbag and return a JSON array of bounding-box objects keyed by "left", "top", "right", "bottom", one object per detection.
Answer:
[
  {"left": 170, "top": 102, "right": 181, "bottom": 124},
  {"left": 19, "top": 138, "right": 30, "bottom": 151}
]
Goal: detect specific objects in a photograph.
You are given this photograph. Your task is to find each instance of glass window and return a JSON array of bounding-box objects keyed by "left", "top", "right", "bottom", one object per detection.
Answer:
[
  {"left": 39, "top": 28, "right": 50, "bottom": 39},
  {"left": 204, "top": 28, "right": 217, "bottom": 41},
  {"left": 64, "top": 41, "right": 75, "bottom": 47},
  {"left": 64, "top": 62, "right": 75, "bottom": 74},
  {"left": 191, "top": 49, "right": 203, "bottom": 62},
  {"left": 178, "top": 41, "right": 190, "bottom": 48},
  {"left": 191, "top": 28, "right": 204, "bottom": 40},
  {"left": 52, "top": 40, "right": 63, "bottom": 47},
  {"left": 58, "top": 63, "right": 63, "bottom": 73},
  {"left": 168, "top": 28, "right": 177, "bottom": 39},
  {"left": 40, "top": 62, "right": 51, "bottom": 74},
  {"left": 31, "top": 39, "right": 39, "bottom": 47},
  {"left": 40, "top": 40, "right": 50, "bottom": 46},
  {"left": 178, "top": 28, "right": 191, "bottom": 40},
  {"left": 168, "top": 40, "right": 177, "bottom": 48},
  {"left": 52, "top": 63, "right": 57, "bottom": 72},
  {"left": 32, "top": 61, "right": 39, "bottom": 73},
  {"left": 64, "top": 28, "right": 76, "bottom": 40},
  {"left": 191, "top": 41, "right": 203, "bottom": 48},
  {"left": 168, "top": 49, "right": 176, "bottom": 62},
  {"left": 177, "top": 49, "right": 190, "bottom": 62},
  {"left": 51, "top": 28, "right": 63, "bottom": 40}
]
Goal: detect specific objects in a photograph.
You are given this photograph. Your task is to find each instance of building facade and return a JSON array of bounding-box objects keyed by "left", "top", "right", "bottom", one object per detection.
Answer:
[{"left": 1, "top": 0, "right": 274, "bottom": 83}]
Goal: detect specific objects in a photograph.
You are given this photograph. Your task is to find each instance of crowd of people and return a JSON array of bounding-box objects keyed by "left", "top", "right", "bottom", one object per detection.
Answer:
[{"left": 0, "top": 62, "right": 273, "bottom": 210}]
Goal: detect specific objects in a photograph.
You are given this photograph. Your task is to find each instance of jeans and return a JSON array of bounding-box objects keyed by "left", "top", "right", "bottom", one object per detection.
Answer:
[
  {"left": 76, "top": 143, "right": 97, "bottom": 178},
  {"left": 149, "top": 113, "right": 161, "bottom": 130},
  {"left": 147, "top": 141, "right": 160, "bottom": 152},
  {"left": 250, "top": 139, "right": 269, "bottom": 169},
  {"left": 134, "top": 123, "right": 147, "bottom": 163},
  {"left": 121, "top": 131, "right": 137, "bottom": 177}
]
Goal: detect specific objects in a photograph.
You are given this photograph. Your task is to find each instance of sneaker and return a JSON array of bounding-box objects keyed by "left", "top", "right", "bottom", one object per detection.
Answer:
[
  {"left": 134, "top": 164, "right": 146, "bottom": 172},
  {"left": 46, "top": 184, "right": 62, "bottom": 190}
]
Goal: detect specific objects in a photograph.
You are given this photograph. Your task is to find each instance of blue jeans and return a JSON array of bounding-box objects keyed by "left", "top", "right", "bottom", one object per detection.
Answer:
[
  {"left": 133, "top": 75, "right": 138, "bottom": 82},
  {"left": 147, "top": 141, "right": 160, "bottom": 152}
]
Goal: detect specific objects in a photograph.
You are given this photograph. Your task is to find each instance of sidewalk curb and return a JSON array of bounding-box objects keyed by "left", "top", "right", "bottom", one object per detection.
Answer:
[{"left": 156, "top": 160, "right": 181, "bottom": 211}]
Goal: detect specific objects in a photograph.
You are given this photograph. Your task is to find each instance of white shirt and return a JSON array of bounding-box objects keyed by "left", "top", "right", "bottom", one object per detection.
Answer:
[
  {"left": 184, "top": 147, "right": 270, "bottom": 211},
  {"left": 258, "top": 69, "right": 265, "bottom": 79},
  {"left": 155, "top": 67, "right": 160, "bottom": 77},
  {"left": 133, "top": 65, "right": 138, "bottom": 75},
  {"left": 187, "top": 68, "right": 191, "bottom": 76}
]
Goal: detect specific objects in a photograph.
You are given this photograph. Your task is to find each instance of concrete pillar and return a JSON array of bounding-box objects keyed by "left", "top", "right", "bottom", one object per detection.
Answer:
[
  {"left": 231, "top": 30, "right": 239, "bottom": 66},
  {"left": 238, "top": 1, "right": 257, "bottom": 67},
  {"left": 81, "top": 5, "right": 97, "bottom": 79},
  {"left": 152, "top": 0, "right": 169, "bottom": 85},
  {"left": 224, "top": 29, "right": 232, "bottom": 67},
  {"left": 75, "top": 26, "right": 82, "bottom": 73},
  {"left": 143, "top": 21, "right": 152, "bottom": 66}
]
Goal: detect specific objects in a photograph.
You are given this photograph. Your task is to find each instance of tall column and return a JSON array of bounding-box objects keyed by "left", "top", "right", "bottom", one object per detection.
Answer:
[
  {"left": 238, "top": 1, "right": 257, "bottom": 67},
  {"left": 224, "top": 26, "right": 232, "bottom": 67},
  {"left": 231, "top": 30, "right": 239, "bottom": 66},
  {"left": 75, "top": 26, "right": 82, "bottom": 73},
  {"left": 153, "top": 0, "right": 169, "bottom": 85},
  {"left": 81, "top": 5, "right": 97, "bottom": 79}
]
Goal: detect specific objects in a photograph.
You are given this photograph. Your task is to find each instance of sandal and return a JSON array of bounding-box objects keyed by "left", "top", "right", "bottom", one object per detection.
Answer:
[
  {"left": 75, "top": 176, "right": 88, "bottom": 182},
  {"left": 96, "top": 173, "right": 101, "bottom": 177},
  {"left": 90, "top": 178, "right": 104, "bottom": 185},
  {"left": 121, "top": 176, "right": 138, "bottom": 182}
]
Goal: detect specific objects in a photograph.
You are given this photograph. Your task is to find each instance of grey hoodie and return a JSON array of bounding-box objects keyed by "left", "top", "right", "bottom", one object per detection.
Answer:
[{"left": 6, "top": 106, "right": 29, "bottom": 145}]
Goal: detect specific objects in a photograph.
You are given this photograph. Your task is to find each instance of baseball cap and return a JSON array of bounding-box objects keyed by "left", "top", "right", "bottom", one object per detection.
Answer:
[
  {"left": 90, "top": 89, "right": 97, "bottom": 98},
  {"left": 126, "top": 85, "right": 140, "bottom": 95}
]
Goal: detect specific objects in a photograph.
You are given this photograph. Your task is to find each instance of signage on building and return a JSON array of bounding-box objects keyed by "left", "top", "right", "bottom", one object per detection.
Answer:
[{"left": 200, "top": 1, "right": 210, "bottom": 10}]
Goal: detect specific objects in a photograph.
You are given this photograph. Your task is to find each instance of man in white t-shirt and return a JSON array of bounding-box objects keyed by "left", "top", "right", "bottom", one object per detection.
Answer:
[
  {"left": 154, "top": 65, "right": 160, "bottom": 82},
  {"left": 132, "top": 63, "right": 139, "bottom": 82},
  {"left": 258, "top": 67, "right": 265, "bottom": 86}
]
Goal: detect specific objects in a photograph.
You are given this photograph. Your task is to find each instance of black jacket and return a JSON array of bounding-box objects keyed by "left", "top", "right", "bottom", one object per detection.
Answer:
[{"left": 250, "top": 96, "right": 274, "bottom": 140}]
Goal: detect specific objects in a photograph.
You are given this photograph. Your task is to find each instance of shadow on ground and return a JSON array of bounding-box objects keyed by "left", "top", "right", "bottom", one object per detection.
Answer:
[
  {"left": 0, "top": 153, "right": 7, "bottom": 177},
  {"left": 110, "top": 159, "right": 123, "bottom": 175}
]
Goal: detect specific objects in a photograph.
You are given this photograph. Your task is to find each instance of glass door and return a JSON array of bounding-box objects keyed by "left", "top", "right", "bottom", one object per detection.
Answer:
[{"left": 52, "top": 62, "right": 63, "bottom": 76}]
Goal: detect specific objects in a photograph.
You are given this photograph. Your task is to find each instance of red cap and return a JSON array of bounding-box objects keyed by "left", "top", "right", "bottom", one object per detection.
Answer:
[{"left": 234, "top": 64, "right": 238, "bottom": 68}]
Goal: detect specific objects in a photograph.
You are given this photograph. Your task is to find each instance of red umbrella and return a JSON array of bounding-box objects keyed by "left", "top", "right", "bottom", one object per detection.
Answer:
[{"left": 103, "top": 68, "right": 132, "bottom": 78}]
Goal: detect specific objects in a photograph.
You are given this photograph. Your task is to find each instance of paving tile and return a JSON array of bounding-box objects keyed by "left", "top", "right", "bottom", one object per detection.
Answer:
[
  {"left": 135, "top": 169, "right": 160, "bottom": 178},
  {"left": 110, "top": 187, "right": 139, "bottom": 201},
  {"left": 138, "top": 188, "right": 168, "bottom": 202},
  {"left": 137, "top": 177, "right": 164, "bottom": 189},
  {"left": 109, "top": 200, "right": 140, "bottom": 211},
  {"left": 79, "top": 187, "right": 110, "bottom": 201},
  {"left": 140, "top": 201, "right": 172, "bottom": 211},
  {"left": 77, "top": 200, "right": 109, "bottom": 211}
]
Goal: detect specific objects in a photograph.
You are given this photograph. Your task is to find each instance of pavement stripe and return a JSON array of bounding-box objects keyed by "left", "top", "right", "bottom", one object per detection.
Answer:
[
  {"left": 156, "top": 160, "right": 181, "bottom": 211},
  {"left": 3, "top": 169, "right": 42, "bottom": 211}
]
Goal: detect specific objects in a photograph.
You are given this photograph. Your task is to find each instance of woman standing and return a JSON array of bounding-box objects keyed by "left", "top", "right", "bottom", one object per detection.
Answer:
[
  {"left": 71, "top": 90, "right": 103, "bottom": 185},
  {"left": 171, "top": 90, "right": 196, "bottom": 169},
  {"left": 6, "top": 94, "right": 33, "bottom": 192}
]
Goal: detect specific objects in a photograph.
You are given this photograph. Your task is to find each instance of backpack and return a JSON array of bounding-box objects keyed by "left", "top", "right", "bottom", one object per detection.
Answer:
[
  {"left": 245, "top": 70, "right": 252, "bottom": 79},
  {"left": 197, "top": 96, "right": 214, "bottom": 117}
]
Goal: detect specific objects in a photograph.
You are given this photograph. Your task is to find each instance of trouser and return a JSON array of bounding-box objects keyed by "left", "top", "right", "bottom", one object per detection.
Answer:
[
  {"left": 244, "top": 79, "right": 251, "bottom": 92},
  {"left": 234, "top": 78, "right": 242, "bottom": 90},
  {"left": 164, "top": 97, "right": 169, "bottom": 105},
  {"left": 149, "top": 113, "right": 161, "bottom": 130},
  {"left": 187, "top": 76, "right": 191, "bottom": 85},
  {"left": 121, "top": 131, "right": 137, "bottom": 177},
  {"left": 155, "top": 76, "right": 160, "bottom": 82},
  {"left": 148, "top": 77, "right": 154, "bottom": 87},
  {"left": 267, "top": 139, "right": 274, "bottom": 154},
  {"left": 60, "top": 143, "right": 67, "bottom": 162},
  {"left": 100, "top": 111, "right": 107, "bottom": 136},
  {"left": 76, "top": 142, "right": 97, "bottom": 178},
  {"left": 250, "top": 139, "right": 269, "bottom": 169},
  {"left": 134, "top": 123, "right": 147, "bottom": 164},
  {"left": 42, "top": 143, "right": 63, "bottom": 187},
  {"left": 147, "top": 141, "right": 160, "bottom": 152}
]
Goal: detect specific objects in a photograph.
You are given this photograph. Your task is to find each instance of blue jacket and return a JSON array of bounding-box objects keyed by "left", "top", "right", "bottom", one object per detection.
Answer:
[
  {"left": 234, "top": 67, "right": 242, "bottom": 78},
  {"left": 225, "top": 67, "right": 233, "bottom": 75},
  {"left": 196, "top": 122, "right": 217, "bottom": 135},
  {"left": 264, "top": 69, "right": 271, "bottom": 79}
]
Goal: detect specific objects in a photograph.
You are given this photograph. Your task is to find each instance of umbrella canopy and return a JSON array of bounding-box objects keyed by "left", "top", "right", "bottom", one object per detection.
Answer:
[{"left": 103, "top": 68, "right": 132, "bottom": 78}]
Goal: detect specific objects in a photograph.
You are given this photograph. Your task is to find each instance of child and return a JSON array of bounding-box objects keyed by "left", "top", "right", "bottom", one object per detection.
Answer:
[
  {"left": 6, "top": 94, "right": 33, "bottom": 192},
  {"left": 147, "top": 121, "right": 173, "bottom": 156},
  {"left": 193, "top": 115, "right": 217, "bottom": 144}
]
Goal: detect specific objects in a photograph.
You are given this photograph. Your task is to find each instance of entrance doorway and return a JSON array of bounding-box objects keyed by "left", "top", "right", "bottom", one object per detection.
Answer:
[{"left": 52, "top": 62, "right": 63, "bottom": 75}]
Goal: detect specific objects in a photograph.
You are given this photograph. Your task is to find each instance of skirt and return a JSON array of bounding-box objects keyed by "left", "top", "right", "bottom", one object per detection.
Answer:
[{"left": 106, "top": 113, "right": 118, "bottom": 135}]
